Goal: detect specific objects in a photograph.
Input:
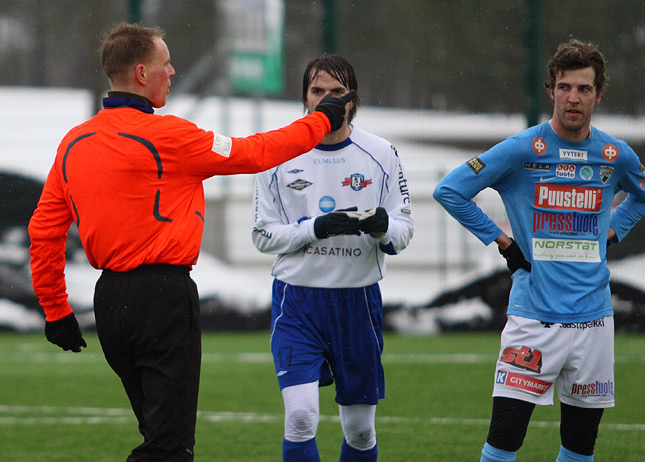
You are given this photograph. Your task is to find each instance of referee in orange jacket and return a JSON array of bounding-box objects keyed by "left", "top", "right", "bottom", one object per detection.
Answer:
[{"left": 28, "top": 22, "right": 355, "bottom": 462}]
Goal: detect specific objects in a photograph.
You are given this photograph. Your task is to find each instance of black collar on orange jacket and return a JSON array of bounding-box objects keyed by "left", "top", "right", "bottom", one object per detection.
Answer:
[{"left": 103, "top": 91, "right": 154, "bottom": 114}]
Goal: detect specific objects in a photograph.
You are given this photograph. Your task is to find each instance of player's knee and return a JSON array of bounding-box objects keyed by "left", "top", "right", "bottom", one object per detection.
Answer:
[
  {"left": 560, "top": 403, "right": 603, "bottom": 455},
  {"left": 340, "top": 406, "right": 376, "bottom": 451},
  {"left": 344, "top": 426, "right": 376, "bottom": 451},
  {"left": 285, "top": 406, "right": 319, "bottom": 442},
  {"left": 486, "top": 397, "right": 535, "bottom": 452}
]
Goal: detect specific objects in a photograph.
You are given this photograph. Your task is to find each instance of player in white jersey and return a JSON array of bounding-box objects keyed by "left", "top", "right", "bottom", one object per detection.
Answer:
[
  {"left": 252, "top": 54, "right": 414, "bottom": 462},
  {"left": 434, "top": 40, "right": 645, "bottom": 462}
]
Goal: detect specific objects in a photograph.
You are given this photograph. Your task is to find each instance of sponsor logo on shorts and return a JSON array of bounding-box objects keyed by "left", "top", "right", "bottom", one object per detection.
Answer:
[
  {"left": 501, "top": 346, "right": 543, "bottom": 373},
  {"left": 534, "top": 184, "right": 602, "bottom": 212},
  {"left": 466, "top": 156, "right": 486, "bottom": 174},
  {"left": 559, "top": 148, "right": 588, "bottom": 162},
  {"left": 571, "top": 380, "right": 614, "bottom": 397},
  {"left": 560, "top": 319, "right": 606, "bottom": 329},
  {"left": 496, "top": 370, "right": 552, "bottom": 395},
  {"left": 532, "top": 238, "right": 600, "bottom": 262}
]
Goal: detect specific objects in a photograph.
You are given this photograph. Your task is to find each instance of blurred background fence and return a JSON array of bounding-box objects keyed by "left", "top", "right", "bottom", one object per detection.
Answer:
[{"left": 0, "top": 0, "right": 643, "bottom": 329}]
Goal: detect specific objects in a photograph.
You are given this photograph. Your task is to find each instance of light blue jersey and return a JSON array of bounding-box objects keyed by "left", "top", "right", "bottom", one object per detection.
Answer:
[{"left": 434, "top": 121, "right": 645, "bottom": 323}]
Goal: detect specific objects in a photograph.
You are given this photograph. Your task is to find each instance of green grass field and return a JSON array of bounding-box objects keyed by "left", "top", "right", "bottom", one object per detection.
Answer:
[{"left": 1, "top": 331, "right": 644, "bottom": 461}]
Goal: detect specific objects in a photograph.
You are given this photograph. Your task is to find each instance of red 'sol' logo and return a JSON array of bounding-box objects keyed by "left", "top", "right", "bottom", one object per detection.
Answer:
[
  {"left": 532, "top": 137, "right": 547, "bottom": 155},
  {"left": 501, "top": 346, "right": 543, "bottom": 373},
  {"left": 602, "top": 144, "right": 619, "bottom": 162}
]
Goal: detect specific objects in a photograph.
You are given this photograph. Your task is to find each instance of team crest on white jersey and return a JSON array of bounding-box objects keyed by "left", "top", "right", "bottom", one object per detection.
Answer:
[{"left": 342, "top": 173, "right": 372, "bottom": 191}]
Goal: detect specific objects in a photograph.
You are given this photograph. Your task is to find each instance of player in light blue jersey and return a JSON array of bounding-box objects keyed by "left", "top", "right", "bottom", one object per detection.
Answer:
[
  {"left": 253, "top": 55, "right": 414, "bottom": 462},
  {"left": 434, "top": 39, "right": 645, "bottom": 462}
]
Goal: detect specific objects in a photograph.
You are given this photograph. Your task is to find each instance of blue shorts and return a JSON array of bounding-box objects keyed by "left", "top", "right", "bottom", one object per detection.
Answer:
[{"left": 270, "top": 279, "right": 385, "bottom": 406}]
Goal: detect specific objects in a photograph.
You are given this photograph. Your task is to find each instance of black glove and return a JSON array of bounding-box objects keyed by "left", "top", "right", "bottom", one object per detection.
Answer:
[
  {"left": 359, "top": 207, "right": 389, "bottom": 237},
  {"left": 314, "top": 206, "right": 362, "bottom": 239},
  {"left": 45, "top": 313, "right": 87, "bottom": 353},
  {"left": 314, "top": 90, "right": 357, "bottom": 132},
  {"left": 499, "top": 238, "right": 531, "bottom": 274}
]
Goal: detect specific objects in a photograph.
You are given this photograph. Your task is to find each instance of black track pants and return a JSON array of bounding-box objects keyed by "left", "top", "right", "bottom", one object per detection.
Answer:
[{"left": 94, "top": 264, "right": 201, "bottom": 462}]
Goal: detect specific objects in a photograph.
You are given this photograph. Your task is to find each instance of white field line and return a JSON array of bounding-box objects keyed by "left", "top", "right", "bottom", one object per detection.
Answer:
[
  {"left": 3, "top": 351, "right": 643, "bottom": 364},
  {"left": 0, "top": 405, "right": 643, "bottom": 432},
  {"left": 1, "top": 351, "right": 497, "bottom": 364}
]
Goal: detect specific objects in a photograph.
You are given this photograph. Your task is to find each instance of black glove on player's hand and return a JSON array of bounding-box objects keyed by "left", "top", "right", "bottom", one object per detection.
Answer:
[
  {"left": 45, "top": 313, "right": 87, "bottom": 353},
  {"left": 499, "top": 238, "right": 531, "bottom": 274},
  {"left": 314, "top": 90, "right": 357, "bottom": 132},
  {"left": 314, "top": 206, "right": 362, "bottom": 239},
  {"left": 359, "top": 207, "right": 389, "bottom": 237}
]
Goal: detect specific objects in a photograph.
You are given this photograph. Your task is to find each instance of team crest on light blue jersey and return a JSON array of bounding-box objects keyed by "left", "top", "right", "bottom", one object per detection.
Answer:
[{"left": 599, "top": 166, "right": 614, "bottom": 185}]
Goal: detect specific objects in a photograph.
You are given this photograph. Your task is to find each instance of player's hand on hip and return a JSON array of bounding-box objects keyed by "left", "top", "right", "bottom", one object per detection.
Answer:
[
  {"left": 314, "top": 206, "right": 362, "bottom": 239},
  {"left": 498, "top": 238, "right": 531, "bottom": 274},
  {"left": 314, "top": 90, "right": 357, "bottom": 132},
  {"left": 45, "top": 313, "right": 87, "bottom": 353}
]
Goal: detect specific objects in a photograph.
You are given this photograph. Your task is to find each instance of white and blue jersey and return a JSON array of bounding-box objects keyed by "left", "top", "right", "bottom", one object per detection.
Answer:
[
  {"left": 252, "top": 126, "right": 414, "bottom": 288},
  {"left": 434, "top": 121, "right": 645, "bottom": 324},
  {"left": 253, "top": 126, "right": 413, "bottom": 401}
]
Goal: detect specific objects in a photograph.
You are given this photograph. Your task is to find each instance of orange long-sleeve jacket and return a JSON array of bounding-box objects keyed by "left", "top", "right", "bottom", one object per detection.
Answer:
[{"left": 29, "top": 96, "right": 330, "bottom": 321}]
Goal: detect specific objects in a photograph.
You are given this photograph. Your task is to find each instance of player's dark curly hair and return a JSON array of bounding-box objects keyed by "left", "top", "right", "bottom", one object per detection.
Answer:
[
  {"left": 302, "top": 54, "right": 360, "bottom": 123},
  {"left": 99, "top": 23, "right": 166, "bottom": 84},
  {"left": 544, "top": 39, "right": 608, "bottom": 94}
]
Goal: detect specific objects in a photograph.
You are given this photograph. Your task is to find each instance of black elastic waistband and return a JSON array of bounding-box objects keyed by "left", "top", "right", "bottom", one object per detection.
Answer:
[{"left": 103, "top": 264, "right": 190, "bottom": 275}]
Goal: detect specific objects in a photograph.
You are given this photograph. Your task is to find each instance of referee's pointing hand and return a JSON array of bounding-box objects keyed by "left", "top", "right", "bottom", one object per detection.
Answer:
[{"left": 314, "top": 90, "right": 357, "bottom": 132}]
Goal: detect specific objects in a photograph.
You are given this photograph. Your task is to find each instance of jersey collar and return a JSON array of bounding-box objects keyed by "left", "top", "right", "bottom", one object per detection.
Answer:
[
  {"left": 103, "top": 91, "right": 154, "bottom": 114},
  {"left": 315, "top": 137, "right": 353, "bottom": 151}
]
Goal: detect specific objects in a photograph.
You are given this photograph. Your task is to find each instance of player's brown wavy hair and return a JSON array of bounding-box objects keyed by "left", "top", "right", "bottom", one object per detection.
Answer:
[
  {"left": 99, "top": 23, "right": 166, "bottom": 85},
  {"left": 544, "top": 39, "right": 608, "bottom": 94},
  {"left": 302, "top": 54, "right": 360, "bottom": 123}
]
